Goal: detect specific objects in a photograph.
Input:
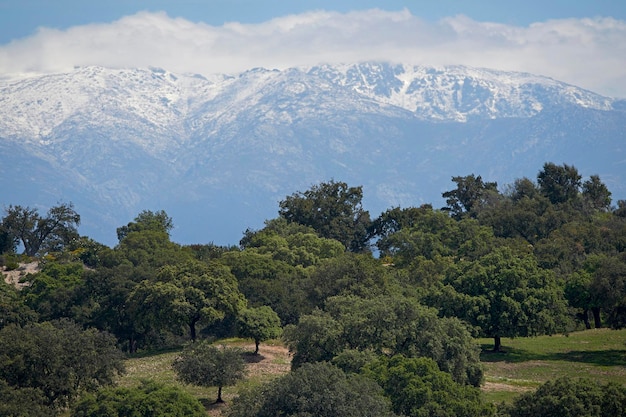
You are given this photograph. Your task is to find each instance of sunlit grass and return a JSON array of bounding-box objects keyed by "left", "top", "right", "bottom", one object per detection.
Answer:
[
  {"left": 478, "top": 328, "right": 626, "bottom": 404},
  {"left": 116, "top": 338, "right": 291, "bottom": 416}
]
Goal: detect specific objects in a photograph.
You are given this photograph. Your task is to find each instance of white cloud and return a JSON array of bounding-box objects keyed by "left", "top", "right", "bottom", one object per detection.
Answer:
[{"left": 1, "top": 9, "right": 625, "bottom": 97}]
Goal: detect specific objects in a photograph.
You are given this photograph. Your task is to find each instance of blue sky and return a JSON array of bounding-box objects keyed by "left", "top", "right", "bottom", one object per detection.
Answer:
[{"left": 1, "top": 0, "right": 625, "bottom": 96}]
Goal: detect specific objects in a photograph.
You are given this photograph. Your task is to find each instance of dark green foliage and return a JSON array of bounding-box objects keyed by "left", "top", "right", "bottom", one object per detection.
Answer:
[
  {"left": 227, "top": 362, "right": 397, "bottom": 417},
  {"left": 0, "top": 379, "right": 49, "bottom": 417},
  {"left": 71, "top": 380, "right": 206, "bottom": 417},
  {"left": 278, "top": 180, "right": 371, "bottom": 252},
  {"left": 221, "top": 249, "right": 310, "bottom": 324},
  {"left": 21, "top": 260, "right": 85, "bottom": 321},
  {"left": 0, "top": 282, "right": 37, "bottom": 330},
  {"left": 583, "top": 174, "right": 612, "bottom": 211},
  {"left": 537, "top": 162, "right": 582, "bottom": 205},
  {"left": 172, "top": 341, "right": 246, "bottom": 403},
  {"left": 0, "top": 320, "right": 124, "bottom": 412},
  {"left": 306, "top": 252, "right": 397, "bottom": 305},
  {"left": 116, "top": 209, "right": 174, "bottom": 242},
  {"left": 237, "top": 306, "right": 282, "bottom": 354},
  {"left": 365, "top": 355, "right": 494, "bottom": 417},
  {"left": 129, "top": 260, "right": 246, "bottom": 342},
  {"left": 1, "top": 203, "right": 80, "bottom": 257},
  {"left": 284, "top": 295, "right": 483, "bottom": 386},
  {"left": 442, "top": 174, "right": 499, "bottom": 219},
  {"left": 435, "top": 246, "right": 571, "bottom": 351},
  {"left": 501, "top": 377, "right": 626, "bottom": 417}
]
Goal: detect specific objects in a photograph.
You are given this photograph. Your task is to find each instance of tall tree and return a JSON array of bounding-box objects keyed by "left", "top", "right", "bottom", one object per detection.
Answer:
[
  {"left": 1, "top": 203, "right": 80, "bottom": 257},
  {"left": 172, "top": 342, "right": 246, "bottom": 404},
  {"left": 116, "top": 209, "right": 173, "bottom": 242},
  {"left": 278, "top": 180, "right": 371, "bottom": 252},
  {"left": 442, "top": 174, "right": 498, "bottom": 219},
  {"left": 582, "top": 174, "right": 612, "bottom": 211},
  {"left": 128, "top": 260, "right": 246, "bottom": 341},
  {"left": 435, "top": 246, "right": 571, "bottom": 352},
  {"left": 0, "top": 320, "right": 124, "bottom": 412},
  {"left": 537, "top": 162, "right": 582, "bottom": 204}
]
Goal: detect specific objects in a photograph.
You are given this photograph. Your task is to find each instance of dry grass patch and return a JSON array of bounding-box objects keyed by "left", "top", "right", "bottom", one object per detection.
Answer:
[{"left": 118, "top": 339, "right": 291, "bottom": 417}]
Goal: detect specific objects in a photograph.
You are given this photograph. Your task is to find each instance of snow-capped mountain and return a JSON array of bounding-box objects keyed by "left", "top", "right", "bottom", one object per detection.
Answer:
[{"left": 1, "top": 63, "right": 624, "bottom": 246}]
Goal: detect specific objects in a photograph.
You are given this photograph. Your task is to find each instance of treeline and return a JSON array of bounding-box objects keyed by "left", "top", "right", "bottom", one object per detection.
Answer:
[{"left": 1, "top": 162, "right": 626, "bottom": 416}]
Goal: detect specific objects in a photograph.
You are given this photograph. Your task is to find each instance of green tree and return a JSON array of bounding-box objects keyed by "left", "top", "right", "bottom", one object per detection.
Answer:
[
  {"left": 237, "top": 306, "right": 282, "bottom": 354},
  {"left": 227, "top": 362, "right": 397, "bottom": 417},
  {"left": 364, "top": 355, "right": 494, "bottom": 417},
  {"left": 284, "top": 295, "right": 484, "bottom": 386},
  {"left": 116, "top": 209, "right": 173, "bottom": 242},
  {"left": 0, "top": 320, "right": 124, "bottom": 412},
  {"left": 582, "top": 174, "right": 612, "bottom": 211},
  {"left": 172, "top": 342, "right": 246, "bottom": 403},
  {"left": 0, "top": 282, "right": 37, "bottom": 330},
  {"left": 21, "top": 260, "right": 85, "bottom": 321},
  {"left": 537, "top": 162, "right": 582, "bottom": 205},
  {"left": 502, "top": 377, "right": 626, "bottom": 417},
  {"left": 221, "top": 249, "right": 311, "bottom": 324},
  {"left": 71, "top": 380, "right": 206, "bottom": 417},
  {"left": 1, "top": 203, "right": 80, "bottom": 257},
  {"left": 442, "top": 174, "right": 498, "bottom": 219},
  {"left": 278, "top": 180, "right": 371, "bottom": 252},
  {"left": 436, "top": 246, "right": 571, "bottom": 351},
  {"left": 0, "top": 380, "right": 49, "bottom": 417},
  {"left": 129, "top": 261, "right": 246, "bottom": 342}
]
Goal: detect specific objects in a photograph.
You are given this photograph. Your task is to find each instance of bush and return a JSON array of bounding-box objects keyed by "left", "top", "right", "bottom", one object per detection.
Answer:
[
  {"left": 71, "top": 380, "right": 206, "bottom": 417},
  {"left": 227, "top": 362, "right": 397, "bottom": 417},
  {"left": 501, "top": 377, "right": 626, "bottom": 417}
]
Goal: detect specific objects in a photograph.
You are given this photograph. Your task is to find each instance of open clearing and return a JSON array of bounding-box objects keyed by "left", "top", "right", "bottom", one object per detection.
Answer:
[{"left": 118, "top": 329, "right": 626, "bottom": 414}]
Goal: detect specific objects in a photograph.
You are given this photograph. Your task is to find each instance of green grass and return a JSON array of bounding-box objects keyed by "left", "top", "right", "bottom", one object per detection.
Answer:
[
  {"left": 478, "top": 328, "right": 626, "bottom": 404},
  {"left": 116, "top": 338, "right": 291, "bottom": 416},
  {"left": 115, "top": 331, "right": 626, "bottom": 413}
]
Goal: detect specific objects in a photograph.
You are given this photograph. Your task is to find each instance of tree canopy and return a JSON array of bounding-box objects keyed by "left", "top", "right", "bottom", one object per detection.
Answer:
[
  {"left": 1, "top": 203, "right": 80, "bottom": 256},
  {"left": 227, "top": 362, "right": 397, "bottom": 417},
  {"left": 278, "top": 180, "right": 371, "bottom": 252},
  {"left": 172, "top": 342, "right": 246, "bottom": 403}
]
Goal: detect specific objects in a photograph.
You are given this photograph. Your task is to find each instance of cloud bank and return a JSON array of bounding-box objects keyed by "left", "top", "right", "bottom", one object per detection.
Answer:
[{"left": 1, "top": 9, "right": 625, "bottom": 97}]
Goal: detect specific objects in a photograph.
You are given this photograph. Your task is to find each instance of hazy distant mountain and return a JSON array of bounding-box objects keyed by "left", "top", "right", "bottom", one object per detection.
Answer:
[{"left": 1, "top": 63, "right": 624, "bottom": 246}]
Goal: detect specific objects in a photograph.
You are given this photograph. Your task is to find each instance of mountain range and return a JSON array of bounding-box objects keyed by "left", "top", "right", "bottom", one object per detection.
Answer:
[{"left": 1, "top": 62, "right": 625, "bottom": 246}]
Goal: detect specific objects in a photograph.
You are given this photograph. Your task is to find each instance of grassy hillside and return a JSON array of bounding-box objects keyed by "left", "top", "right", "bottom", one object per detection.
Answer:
[
  {"left": 117, "top": 339, "right": 291, "bottom": 416},
  {"left": 479, "top": 328, "right": 626, "bottom": 403},
  {"left": 117, "top": 330, "right": 626, "bottom": 415}
]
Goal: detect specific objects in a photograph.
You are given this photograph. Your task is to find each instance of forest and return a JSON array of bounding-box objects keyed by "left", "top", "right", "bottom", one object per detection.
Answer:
[{"left": 1, "top": 161, "right": 626, "bottom": 416}]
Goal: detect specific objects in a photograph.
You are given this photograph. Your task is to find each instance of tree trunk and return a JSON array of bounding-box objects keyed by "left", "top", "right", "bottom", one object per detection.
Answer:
[
  {"left": 592, "top": 307, "right": 602, "bottom": 328},
  {"left": 128, "top": 336, "right": 137, "bottom": 354},
  {"left": 493, "top": 335, "right": 502, "bottom": 352},
  {"left": 189, "top": 319, "right": 198, "bottom": 342},
  {"left": 582, "top": 309, "right": 591, "bottom": 330},
  {"left": 255, "top": 339, "right": 260, "bottom": 355},
  {"left": 215, "top": 386, "right": 224, "bottom": 403}
]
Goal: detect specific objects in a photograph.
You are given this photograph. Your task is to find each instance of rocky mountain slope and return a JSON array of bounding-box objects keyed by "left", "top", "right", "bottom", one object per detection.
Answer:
[{"left": 1, "top": 63, "right": 624, "bottom": 246}]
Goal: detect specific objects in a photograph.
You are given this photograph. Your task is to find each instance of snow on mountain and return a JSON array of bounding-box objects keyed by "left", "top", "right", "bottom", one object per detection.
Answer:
[{"left": 0, "top": 62, "right": 623, "bottom": 246}]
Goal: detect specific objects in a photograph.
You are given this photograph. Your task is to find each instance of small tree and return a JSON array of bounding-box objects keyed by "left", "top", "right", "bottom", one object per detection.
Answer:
[
  {"left": 237, "top": 306, "right": 282, "bottom": 354},
  {"left": 172, "top": 342, "right": 246, "bottom": 403}
]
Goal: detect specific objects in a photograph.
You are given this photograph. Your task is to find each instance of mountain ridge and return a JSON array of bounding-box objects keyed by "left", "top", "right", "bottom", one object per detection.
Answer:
[{"left": 1, "top": 62, "right": 624, "bottom": 246}]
